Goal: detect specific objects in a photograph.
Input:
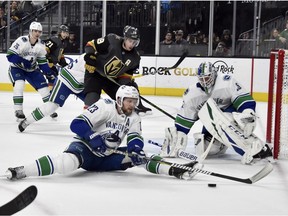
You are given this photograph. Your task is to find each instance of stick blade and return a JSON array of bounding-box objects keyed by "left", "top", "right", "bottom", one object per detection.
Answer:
[
  {"left": 249, "top": 162, "right": 273, "bottom": 184},
  {"left": 0, "top": 185, "right": 38, "bottom": 215}
]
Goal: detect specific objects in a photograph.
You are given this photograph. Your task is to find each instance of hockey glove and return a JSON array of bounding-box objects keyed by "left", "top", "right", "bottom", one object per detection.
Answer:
[
  {"left": 105, "top": 132, "right": 122, "bottom": 148},
  {"left": 7, "top": 54, "right": 32, "bottom": 69},
  {"left": 21, "top": 58, "right": 32, "bottom": 69},
  {"left": 127, "top": 144, "right": 146, "bottom": 166},
  {"left": 84, "top": 53, "right": 97, "bottom": 73},
  {"left": 85, "top": 64, "right": 96, "bottom": 73},
  {"left": 88, "top": 134, "right": 107, "bottom": 153}
]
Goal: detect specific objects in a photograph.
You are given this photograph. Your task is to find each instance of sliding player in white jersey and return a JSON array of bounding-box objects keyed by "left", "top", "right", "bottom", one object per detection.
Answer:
[
  {"left": 5, "top": 86, "right": 202, "bottom": 181},
  {"left": 7, "top": 21, "right": 55, "bottom": 120},
  {"left": 161, "top": 61, "right": 272, "bottom": 164},
  {"left": 18, "top": 53, "right": 87, "bottom": 132}
]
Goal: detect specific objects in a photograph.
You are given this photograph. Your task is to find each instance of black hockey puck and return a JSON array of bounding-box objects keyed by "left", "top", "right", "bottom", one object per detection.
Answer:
[{"left": 208, "top": 183, "right": 217, "bottom": 187}]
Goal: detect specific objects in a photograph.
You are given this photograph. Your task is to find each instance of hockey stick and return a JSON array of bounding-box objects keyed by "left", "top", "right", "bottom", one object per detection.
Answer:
[
  {"left": 111, "top": 148, "right": 273, "bottom": 184},
  {"left": 0, "top": 185, "right": 37, "bottom": 215},
  {"left": 105, "top": 75, "right": 176, "bottom": 120},
  {"left": 156, "top": 50, "right": 188, "bottom": 74},
  {"left": 105, "top": 52, "right": 189, "bottom": 120},
  {"left": 133, "top": 50, "right": 188, "bottom": 78}
]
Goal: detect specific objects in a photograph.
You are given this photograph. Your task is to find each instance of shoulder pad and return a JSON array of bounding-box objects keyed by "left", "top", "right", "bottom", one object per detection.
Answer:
[
  {"left": 51, "top": 36, "right": 60, "bottom": 42},
  {"left": 21, "top": 37, "right": 28, "bottom": 42},
  {"left": 107, "top": 33, "right": 119, "bottom": 40},
  {"left": 104, "top": 98, "right": 113, "bottom": 104},
  {"left": 40, "top": 40, "right": 45, "bottom": 45},
  {"left": 95, "top": 36, "right": 110, "bottom": 54}
]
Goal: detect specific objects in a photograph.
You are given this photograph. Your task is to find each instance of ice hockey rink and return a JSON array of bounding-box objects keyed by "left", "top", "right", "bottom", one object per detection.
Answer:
[{"left": 0, "top": 91, "right": 288, "bottom": 215}]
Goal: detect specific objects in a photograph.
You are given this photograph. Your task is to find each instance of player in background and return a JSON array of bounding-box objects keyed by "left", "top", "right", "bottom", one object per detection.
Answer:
[
  {"left": 17, "top": 54, "right": 87, "bottom": 132},
  {"left": 5, "top": 85, "right": 202, "bottom": 181},
  {"left": 83, "top": 25, "right": 152, "bottom": 115},
  {"left": 45, "top": 24, "right": 69, "bottom": 87},
  {"left": 160, "top": 61, "right": 273, "bottom": 164},
  {"left": 6, "top": 21, "right": 56, "bottom": 120},
  {"left": 44, "top": 25, "right": 69, "bottom": 119}
]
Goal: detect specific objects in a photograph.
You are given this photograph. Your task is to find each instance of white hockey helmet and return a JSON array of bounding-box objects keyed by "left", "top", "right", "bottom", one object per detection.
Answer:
[
  {"left": 116, "top": 85, "right": 139, "bottom": 107},
  {"left": 29, "top": 21, "right": 43, "bottom": 32},
  {"left": 197, "top": 61, "right": 217, "bottom": 92},
  {"left": 29, "top": 21, "right": 42, "bottom": 37}
]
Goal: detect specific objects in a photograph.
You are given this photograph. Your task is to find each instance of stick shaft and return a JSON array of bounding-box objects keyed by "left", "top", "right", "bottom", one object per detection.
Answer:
[{"left": 111, "top": 148, "right": 273, "bottom": 184}]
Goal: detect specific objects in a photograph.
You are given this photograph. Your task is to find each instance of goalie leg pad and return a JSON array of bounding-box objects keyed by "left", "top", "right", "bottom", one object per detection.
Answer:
[
  {"left": 170, "top": 131, "right": 188, "bottom": 157},
  {"left": 160, "top": 127, "right": 177, "bottom": 157},
  {"left": 198, "top": 98, "right": 264, "bottom": 164},
  {"left": 160, "top": 127, "right": 188, "bottom": 157},
  {"left": 194, "top": 133, "right": 228, "bottom": 157},
  {"left": 194, "top": 133, "right": 204, "bottom": 157}
]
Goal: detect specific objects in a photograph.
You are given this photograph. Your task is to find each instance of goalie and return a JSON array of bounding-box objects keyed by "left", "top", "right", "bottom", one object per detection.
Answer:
[{"left": 160, "top": 61, "right": 272, "bottom": 164}]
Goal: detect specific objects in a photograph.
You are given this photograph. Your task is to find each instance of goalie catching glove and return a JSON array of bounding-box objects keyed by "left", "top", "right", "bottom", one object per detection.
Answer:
[
  {"left": 160, "top": 126, "right": 188, "bottom": 157},
  {"left": 232, "top": 109, "right": 256, "bottom": 138}
]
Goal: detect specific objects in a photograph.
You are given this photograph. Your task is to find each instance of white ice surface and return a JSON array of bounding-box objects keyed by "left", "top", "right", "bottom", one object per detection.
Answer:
[{"left": 0, "top": 92, "right": 287, "bottom": 215}]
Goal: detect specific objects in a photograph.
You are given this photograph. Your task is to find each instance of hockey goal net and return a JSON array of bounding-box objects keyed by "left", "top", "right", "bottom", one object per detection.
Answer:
[{"left": 266, "top": 49, "right": 288, "bottom": 159}]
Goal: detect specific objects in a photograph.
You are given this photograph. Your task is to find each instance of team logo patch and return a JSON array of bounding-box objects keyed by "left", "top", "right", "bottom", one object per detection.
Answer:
[{"left": 104, "top": 56, "right": 125, "bottom": 78}]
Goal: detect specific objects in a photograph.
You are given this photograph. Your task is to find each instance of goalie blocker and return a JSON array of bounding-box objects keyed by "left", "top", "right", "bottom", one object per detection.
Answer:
[{"left": 160, "top": 98, "right": 272, "bottom": 164}]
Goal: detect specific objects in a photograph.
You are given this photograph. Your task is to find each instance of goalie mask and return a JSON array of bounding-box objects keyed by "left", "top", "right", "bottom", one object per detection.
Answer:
[
  {"left": 116, "top": 85, "right": 139, "bottom": 108},
  {"left": 123, "top": 25, "right": 140, "bottom": 47},
  {"left": 197, "top": 62, "right": 217, "bottom": 93}
]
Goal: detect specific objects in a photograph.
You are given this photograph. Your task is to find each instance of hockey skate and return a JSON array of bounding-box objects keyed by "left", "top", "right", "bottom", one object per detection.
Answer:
[
  {"left": 6, "top": 166, "right": 26, "bottom": 180},
  {"left": 170, "top": 161, "right": 203, "bottom": 180},
  {"left": 15, "top": 110, "right": 25, "bottom": 120},
  {"left": 253, "top": 144, "right": 273, "bottom": 162},
  {"left": 18, "top": 119, "right": 29, "bottom": 132},
  {"left": 50, "top": 112, "right": 58, "bottom": 119}
]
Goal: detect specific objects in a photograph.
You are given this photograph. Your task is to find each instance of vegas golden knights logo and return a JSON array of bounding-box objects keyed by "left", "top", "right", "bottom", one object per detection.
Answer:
[{"left": 104, "top": 56, "right": 125, "bottom": 78}]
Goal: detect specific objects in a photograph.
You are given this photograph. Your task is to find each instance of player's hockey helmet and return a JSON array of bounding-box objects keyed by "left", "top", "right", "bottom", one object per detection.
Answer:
[
  {"left": 197, "top": 62, "right": 217, "bottom": 92},
  {"left": 123, "top": 25, "right": 140, "bottom": 47},
  {"left": 29, "top": 21, "right": 42, "bottom": 33},
  {"left": 58, "top": 25, "right": 69, "bottom": 33},
  {"left": 116, "top": 85, "right": 139, "bottom": 108}
]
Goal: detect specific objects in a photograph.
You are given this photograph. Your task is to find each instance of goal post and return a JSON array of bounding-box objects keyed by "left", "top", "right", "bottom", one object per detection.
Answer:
[{"left": 266, "top": 49, "right": 288, "bottom": 159}]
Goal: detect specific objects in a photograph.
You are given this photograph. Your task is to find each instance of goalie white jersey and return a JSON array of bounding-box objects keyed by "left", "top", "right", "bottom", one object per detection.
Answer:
[
  {"left": 7, "top": 35, "right": 47, "bottom": 72},
  {"left": 175, "top": 74, "right": 255, "bottom": 134},
  {"left": 58, "top": 54, "right": 85, "bottom": 93}
]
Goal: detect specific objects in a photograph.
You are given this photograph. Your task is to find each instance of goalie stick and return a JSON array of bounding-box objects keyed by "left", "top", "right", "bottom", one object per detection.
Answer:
[
  {"left": 0, "top": 185, "right": 37, "bottom": 215},
  {"left": 111, "top": 148, "right": 273, "bottom": 184}
]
